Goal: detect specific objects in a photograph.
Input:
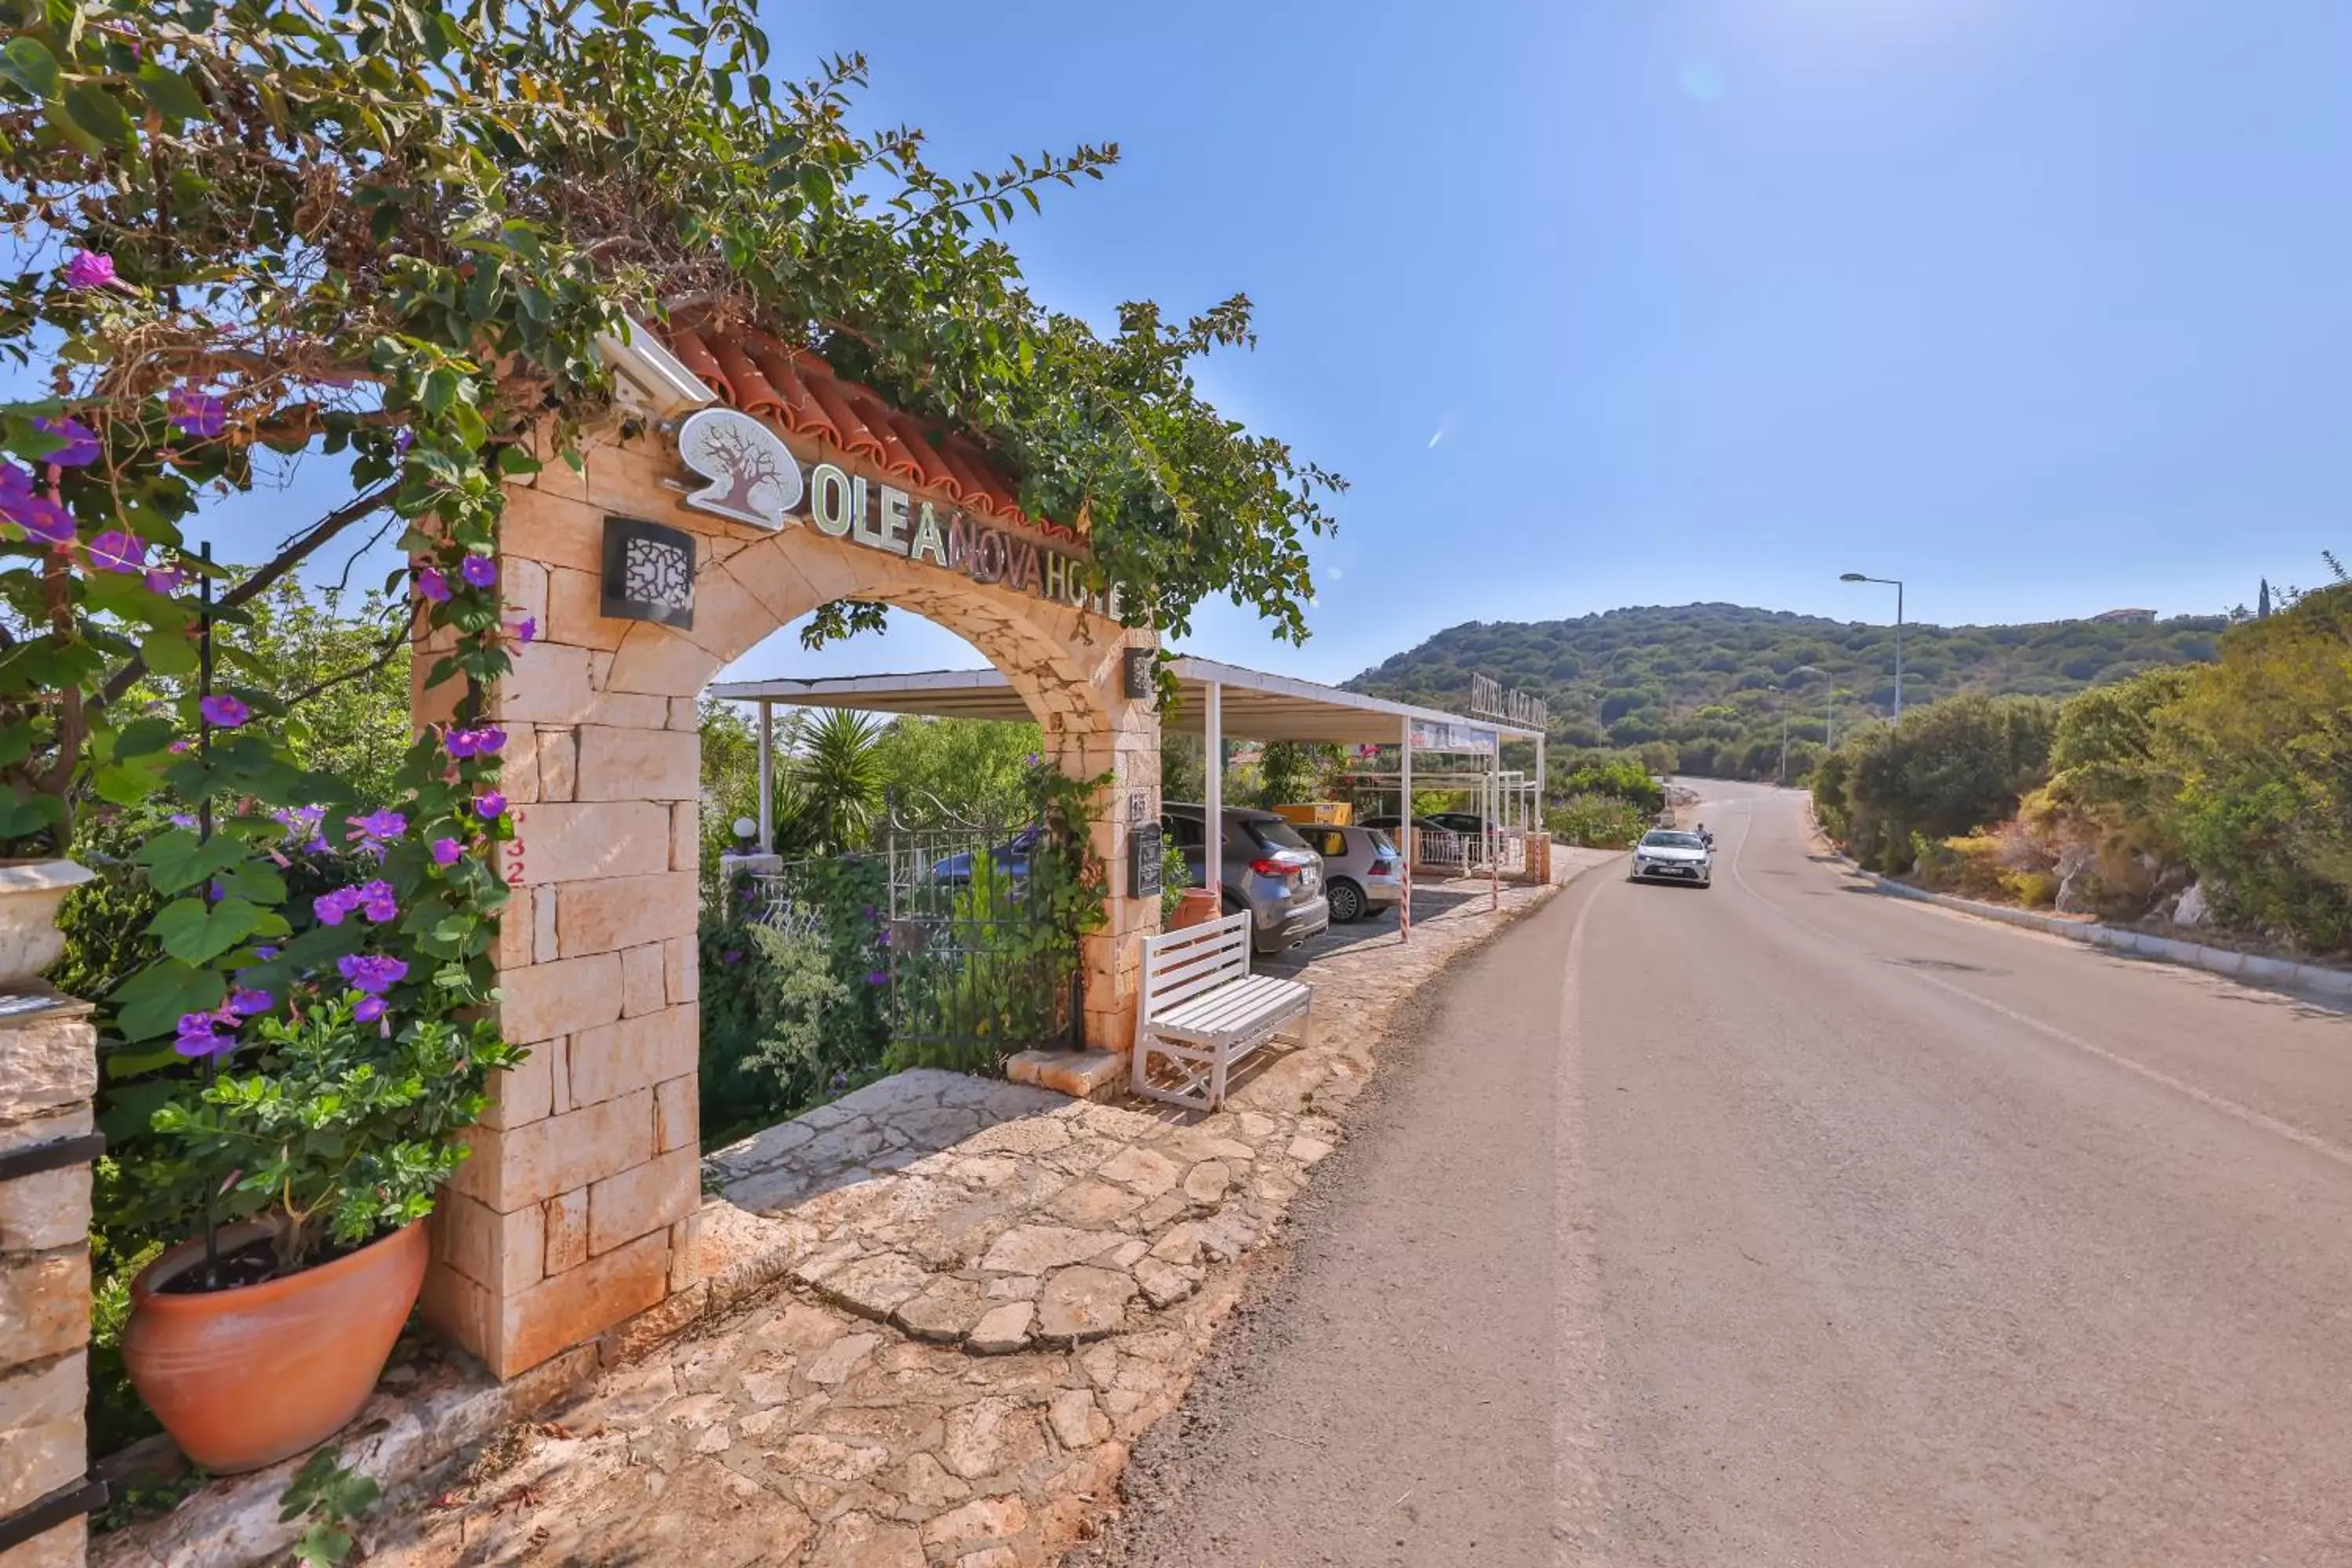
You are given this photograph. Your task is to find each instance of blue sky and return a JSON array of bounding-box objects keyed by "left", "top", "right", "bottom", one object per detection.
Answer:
[{"left": 196, "top": 0, "right": 2352, "bottom": 687}]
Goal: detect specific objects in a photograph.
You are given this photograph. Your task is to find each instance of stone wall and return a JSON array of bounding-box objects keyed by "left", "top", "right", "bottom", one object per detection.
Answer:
[
  {"left": 0, "top": 999, "right": 97, "bottom": 1568},
  {"left": 422, "top": 424, "right": 1160, "bottom": 1380}
]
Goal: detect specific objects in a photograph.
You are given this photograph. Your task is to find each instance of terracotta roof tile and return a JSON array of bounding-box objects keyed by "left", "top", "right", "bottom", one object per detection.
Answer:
[{"left": 662, "top": 323, "right": 1077, "bottom": 540}]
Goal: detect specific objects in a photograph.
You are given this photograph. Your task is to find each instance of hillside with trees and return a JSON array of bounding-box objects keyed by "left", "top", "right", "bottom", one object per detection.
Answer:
[{"left": 1348, "top": 603, "right": 2230, "bottom": 779}]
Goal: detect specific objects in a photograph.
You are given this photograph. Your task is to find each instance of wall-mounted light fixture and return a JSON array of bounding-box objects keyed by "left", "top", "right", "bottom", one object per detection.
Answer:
[{"left": 601, "top": 516, "right": 696, "bottom": 630}]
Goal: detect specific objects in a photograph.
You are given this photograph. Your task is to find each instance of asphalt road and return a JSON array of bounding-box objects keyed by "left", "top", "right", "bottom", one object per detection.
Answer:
[{"left": 1088, "top": 779, "right": 2352, "bottom": 1567}]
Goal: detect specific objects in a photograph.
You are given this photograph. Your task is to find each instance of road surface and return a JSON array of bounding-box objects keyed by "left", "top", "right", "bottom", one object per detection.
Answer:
[{"left": 1087, "top": 779, "right": 2352, "bottom": 1567}]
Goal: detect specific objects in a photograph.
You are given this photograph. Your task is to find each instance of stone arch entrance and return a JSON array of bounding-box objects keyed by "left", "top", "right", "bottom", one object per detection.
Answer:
[{"left": 419, "top": 370, "right": 1160, "bottom": 1378}]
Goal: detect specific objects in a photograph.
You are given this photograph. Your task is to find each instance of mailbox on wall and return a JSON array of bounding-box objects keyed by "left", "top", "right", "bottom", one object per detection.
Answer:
[{"left": 1129, "top": 821, "right": 1164, "bottom": 902}]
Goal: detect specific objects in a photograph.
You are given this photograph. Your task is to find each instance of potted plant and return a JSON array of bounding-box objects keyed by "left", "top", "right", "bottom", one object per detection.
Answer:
[{"left": 122, "top": 996, "right": 519, "bottom": 1473}]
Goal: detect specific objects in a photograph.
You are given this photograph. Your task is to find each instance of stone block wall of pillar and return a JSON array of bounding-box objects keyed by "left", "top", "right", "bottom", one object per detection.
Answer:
[{"left": 0, "top": 998, "right": 99, "bottom": 1568}]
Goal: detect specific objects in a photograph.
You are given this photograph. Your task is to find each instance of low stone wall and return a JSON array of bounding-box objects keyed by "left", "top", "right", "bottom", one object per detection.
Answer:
[{"left": 0, "top": 997, "right": 99, "bottom": 1568}]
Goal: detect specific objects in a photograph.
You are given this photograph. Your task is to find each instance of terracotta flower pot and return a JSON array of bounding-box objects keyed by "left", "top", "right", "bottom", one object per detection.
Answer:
[
  {"left": 0, "top": 858, "right": 93, "bottom": 989},
  {"left": 123, "top": 1218, "right": 427, "bottom": 1474},
  {"left": 1168, "top": 886, "right": 1222, "bottom": 931}
]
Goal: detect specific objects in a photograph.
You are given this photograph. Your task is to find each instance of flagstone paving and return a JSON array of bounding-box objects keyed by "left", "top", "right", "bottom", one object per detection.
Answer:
[{"left": 362, "top": 865, "right": 1602, "bottom": 1567}]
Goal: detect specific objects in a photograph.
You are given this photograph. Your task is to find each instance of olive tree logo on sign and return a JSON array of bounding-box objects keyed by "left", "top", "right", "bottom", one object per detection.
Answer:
[{"left": 675, "top": 407, "right": 804, "bottom": 531}]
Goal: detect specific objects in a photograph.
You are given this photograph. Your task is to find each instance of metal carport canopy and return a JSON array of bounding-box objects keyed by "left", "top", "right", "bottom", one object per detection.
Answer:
[{"left": 707, "top": 655, "right": 1542, "bottom": 749}]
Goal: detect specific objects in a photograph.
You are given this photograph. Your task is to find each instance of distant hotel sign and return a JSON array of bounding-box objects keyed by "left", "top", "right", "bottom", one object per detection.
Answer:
[
  {"left": 1468, "top": 672, "right": 1547, "bottom": 730},
  {"left": 670, "top": 407, "right": 1116, "bottom": 617}
]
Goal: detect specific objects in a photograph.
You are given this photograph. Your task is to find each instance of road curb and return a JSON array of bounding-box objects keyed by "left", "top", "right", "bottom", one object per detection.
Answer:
[{"left": 1845, "top": 861, "right": 2352, "bottom": 1002}]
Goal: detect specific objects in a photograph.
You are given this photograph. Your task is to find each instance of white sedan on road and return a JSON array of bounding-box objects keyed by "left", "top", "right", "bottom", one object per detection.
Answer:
[{"left": 1628, "top": 828, "right": 1713, "bottom": 887}]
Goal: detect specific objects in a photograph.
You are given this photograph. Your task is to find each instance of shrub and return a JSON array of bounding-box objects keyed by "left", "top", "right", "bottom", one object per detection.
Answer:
[{"left": 1548, "top": 792, "right": 1650, "bottom": 848}]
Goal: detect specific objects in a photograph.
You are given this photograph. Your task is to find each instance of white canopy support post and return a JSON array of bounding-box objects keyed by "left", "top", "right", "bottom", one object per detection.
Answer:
[
  {"left": 757, "top": 699, "right": 775, "bottom": 854},
  {"left": 1535, "top": 731, "right": 1546, "bottom": 836},
  {"left": 1399, "top": 714, "right": 1412, "bottom": 942},
  {"left": 1205, "top": 680, "right": 1223, "bottom": 900},
  {"left": 1489, "top": 746, "right": 1500, "bottom": 911}
]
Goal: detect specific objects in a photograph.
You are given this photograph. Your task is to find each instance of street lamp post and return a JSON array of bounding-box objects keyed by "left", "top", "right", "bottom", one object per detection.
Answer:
[{"left": 1839, "top": 572, "right": 1904, "bottom": 723}]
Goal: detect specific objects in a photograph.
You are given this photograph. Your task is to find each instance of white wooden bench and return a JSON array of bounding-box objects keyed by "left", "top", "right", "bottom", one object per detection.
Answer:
[{"left": 1130, "top": 913, "right": 1313, "bottom": 1112}]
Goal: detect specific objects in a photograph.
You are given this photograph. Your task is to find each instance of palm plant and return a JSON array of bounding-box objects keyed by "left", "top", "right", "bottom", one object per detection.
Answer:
[{"left": 797, "top": 710, "right": 885, "bottom": 852}]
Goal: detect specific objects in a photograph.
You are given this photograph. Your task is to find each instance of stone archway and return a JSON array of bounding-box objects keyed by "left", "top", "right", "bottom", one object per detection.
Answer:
[{"left": 418, "top": 402, "right": 1160, "bottom": 1378}]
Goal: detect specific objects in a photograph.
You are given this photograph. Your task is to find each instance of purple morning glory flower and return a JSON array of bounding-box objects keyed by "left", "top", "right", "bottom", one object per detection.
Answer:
[
  {"left": 720, "top": 949, "right": 742, "bottom": 966},
  {"left": 85, "top": 529, "right": 143, "bottom": 573},
  {"left": 8, "top": 494, "right": 72, "bottom": 545},
  {"left": 169, "top": 812, "right": 198, "bottom": 829},
  {"left": 474, "top": 791, "right": 506, "bottom": 820},
  {"left": 394, "top": 429, "right": 414, "bottom": 454},
  {"left": 167, "top": 389, "right": 226, "bottom": 439},
  {"left": 31, "top": 417, "right": 98, "bottom": 468},
  {"left": 252, "top": 945, "right": 280, "bottom": 960},
  {"left": 430, "top": 836, "right": 463, "bottom": 866},
  {"left": 459, "top": 554, "right": 495, "bottom": 588},
  {"left": 226, "top": 987, "right": 273, "bottom": 1018},
  {"left": 357, "top": 879, "right": 397, "bottom": 922},
  {"left": 865, "top": 969, "right": 888, "bottom": 986},
  {"left": 198, "top": 693, "right": 249, "bottom": 728},
  {"left": 64, "top": 251, "right": 116, "bottom": 289},
  {"left": 172, "top": 1011, "right": 230, "bottom": 1058},
  {"left": 445, "top": 726, "right": 507, "bottom": 760},
  {"left": 345, "top": 809, "right": 406, "bottom": 854},
  {"left": 144, "top": 566, "right": 183, "bottom": 595},
  {"left": 415, "top": 564, "right": 449, "bottom": 603},
  {"left": 313, "top": 886, "right": 361, "bottom": 925},
  {"left": 354, "top": 996, "right": 387, "bottom": 1023},
  {"left": 337, "top": 953, "right": 408, "bottom": 994},
  {"left": 512, "top": 616, "right": 537, "bottom": 644}
]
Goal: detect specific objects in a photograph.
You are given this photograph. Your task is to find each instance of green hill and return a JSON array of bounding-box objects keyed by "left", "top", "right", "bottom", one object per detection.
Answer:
[{"left": 1346, "top": 602, "right": 2228, "bottom": 776}]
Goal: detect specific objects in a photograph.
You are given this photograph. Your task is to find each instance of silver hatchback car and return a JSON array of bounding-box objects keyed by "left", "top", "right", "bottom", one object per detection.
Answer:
[
  {"left": 1288, "top": 823, "right": 1404, "bottom": 924},
  {"left": 1162, "top": 804, "right": 1331, "bottom": 955}
]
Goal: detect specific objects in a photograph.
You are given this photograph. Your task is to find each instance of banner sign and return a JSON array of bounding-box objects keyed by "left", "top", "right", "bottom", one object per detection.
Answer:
[
  {"left": 673, "top": 407, "right": 1116, "bottom": 617},
  {"left": 1409, "top": 719, "right": 1497, "bottom": 755}
]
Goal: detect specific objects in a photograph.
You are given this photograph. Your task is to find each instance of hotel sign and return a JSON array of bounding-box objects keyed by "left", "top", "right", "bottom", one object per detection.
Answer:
[
  {"left": 1468, "top": 672, "right": 1547, "bottom": 730},
  {"left": 672, "top": 408, "right": 1115, "bottom": 616}
]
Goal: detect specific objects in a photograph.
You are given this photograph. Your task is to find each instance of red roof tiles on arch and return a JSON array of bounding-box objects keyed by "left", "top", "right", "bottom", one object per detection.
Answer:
[{"left": 659, "top": 322, "right": 1077, "bottom": 541}]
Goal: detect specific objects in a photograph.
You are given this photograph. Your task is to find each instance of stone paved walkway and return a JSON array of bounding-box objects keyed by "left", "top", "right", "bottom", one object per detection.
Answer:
[{"left": 365, "top": 863, "right": 1604, "bottom": 1567}]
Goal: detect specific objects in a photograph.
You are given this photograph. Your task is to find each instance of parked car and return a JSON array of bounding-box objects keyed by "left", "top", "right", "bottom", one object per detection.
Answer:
[
  {"left": 1288, "top": 823, "right": 1403, "bottom": 923},
  {"left": 1628, "top": 828, "right": 1712, "bottom": 888},
  {"left": 929, "top": 825, "right": 1044, "bottom": 886},
  {"left": 1162, "top": 803, "right": 1330, "bottom": 955}
]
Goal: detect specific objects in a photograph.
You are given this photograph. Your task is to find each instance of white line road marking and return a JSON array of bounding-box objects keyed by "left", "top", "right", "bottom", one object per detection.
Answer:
[{"left": 1726, "top": 794, "right": 2352, "bottom": 1174}]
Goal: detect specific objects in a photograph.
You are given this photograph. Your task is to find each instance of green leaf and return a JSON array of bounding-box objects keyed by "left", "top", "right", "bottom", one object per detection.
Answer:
[
  {"left": 111, "top": 959, "right": 223, "bottom": 1042},
  {"left": 136, "top": 828, "right": 251, "bottom": 892},
  {"left": 0, "top": 792, "right": 62, "bottom": 839},
  {"left": 134, "top": 61, "right": 207, "bottom": 124},
  {"left": 0, "top": 38, "right": 58, "bottom": 98},
  {"left": 110, "top": 716, "right": 178, "bottom": 759},
  {"left": 92, "top": 753, "right": 172, "bottom": 808},
  {"left": 60, "top": 81, "right": 132, "bottom": 148},
  {"left": 213, "top": 860, "right": 287, "bottom": 905},
  {"left": 140, "top": 629, "right": 199, "bottom": 677},
  {"left": 150, "top": 895, "right": 269, "bottom": 966}
]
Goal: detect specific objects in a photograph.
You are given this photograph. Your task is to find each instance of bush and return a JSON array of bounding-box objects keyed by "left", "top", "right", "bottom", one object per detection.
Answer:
[{"left": 1548, "top": 792, "right": 1650, "bottom": 848}]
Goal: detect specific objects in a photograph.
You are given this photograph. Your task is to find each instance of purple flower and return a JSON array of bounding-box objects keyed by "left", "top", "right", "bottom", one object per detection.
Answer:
[
  {"left": 7, "top": 494, "right": 72, "bottom": 545},
  {"left": 167, "top": 390, "right": 225, "bottom": 440},
  {"left": 357, "top": 879, "right": 397, "bottom": 922},
  {"left": 415, "top": 565, "right": 449, "bottom": 604},
  {"left": 31, "top": 417, "right": 98, "bottom": 468},
  {"left": 876, "top": 928, "right": 891, "bottom": 948},
  {"left": 226, "top": 987, "right": 273, "bottom": 1018},
  {"left": 444, "top": 726, "right": 507, "bottom": 760},
  {"left": 64, "top": 251, "right": 117, "bottom": 289},
  {"left": 394, "top": 429, "right": 414, "bottom": 455},
  {"left": 345, "top": 809, "right": 406, "bottom": 854},
  {"left": 252, "top": 945, "right": 280, "bottom": 960},
  {"left": 169, "top": 811, "right": 198, "bottom": 829},
  {"left": 720, "top": 949, "right": 742, "bottom": 966},
  {"left": 172, "top": 1011, "right": 230, "bottom": 1059},
  {"left": 865, "top": 969, "right": 888, "bottom": 986},
  {"left": 1023, "top": 753, "right": 1042, "bottom": 768},
  {"left": 144, "top": 566, "right": 183, "bottom": 596},
  {"left": 198, "top": 693, "right": 249, "bottom": 728},
  {"left": 474, "top": 791, "right": 506, "bottom": 820},
  {"left": 337, "top": 953, "right": 408, "bottom": 994},
  {"left": 272, "top": 804, "right": 327, "bottom": 851},
  {"left": 512, "top": 616, "right": 537, "bottom": 644},
  {"left": 430, "top": 836, "right": 463, "bottom": 866},
  {"left": 313, "top": 886, "right": 361, "bottom": 925},
  {"left": 459, "top": 554, "right": 495, "bottom": 589},
  {"left": 86, "top": 529, "right": 143, "bottom": 573},
  {"left": 354, "top": 996, "right": 387, "bottom": 1023}
]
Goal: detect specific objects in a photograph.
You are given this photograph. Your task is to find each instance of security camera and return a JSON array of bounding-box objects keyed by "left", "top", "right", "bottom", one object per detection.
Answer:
[{"left": 596, "top": 322, "right": 717, "bottom": 422}]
